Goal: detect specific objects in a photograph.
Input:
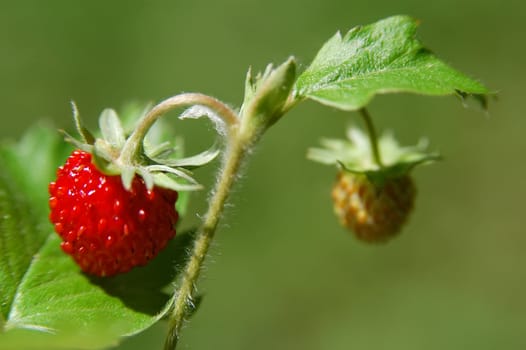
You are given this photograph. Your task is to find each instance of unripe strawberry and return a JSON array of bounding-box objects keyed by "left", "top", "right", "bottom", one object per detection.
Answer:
[
  {"left": 332, "top": 172, "right": 415, "bottom": 242},
  {"left": 308, "top": 127, "right": 438, "bottom": 242}
]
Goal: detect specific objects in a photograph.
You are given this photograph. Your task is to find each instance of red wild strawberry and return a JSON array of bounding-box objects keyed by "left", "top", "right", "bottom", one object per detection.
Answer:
[
  {"left": 49, "top": 150, "right": 178, "bottom": 276},
  {"left": 332, "top": 172, "right": 415, "bottom": 242},
  {"left": 48, "top": 105, "right": 215, "bottom": 276}
]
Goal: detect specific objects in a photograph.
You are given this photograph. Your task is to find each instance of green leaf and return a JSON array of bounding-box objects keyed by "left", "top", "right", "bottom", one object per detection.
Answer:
[
  {"left": 0, "top": 125, "right": 71, "bottom": 320},
  {"left": 1, "top": 232, "right": 195, "bottom": 349},
  {"left": 0, "top": 126, "right": 195, "bottom": 349},
  {"left": 295, "top": 15, "right": 489, "bottom": 111}
]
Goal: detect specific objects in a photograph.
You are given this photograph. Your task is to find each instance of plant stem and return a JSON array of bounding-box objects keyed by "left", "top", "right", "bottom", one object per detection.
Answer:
[
  {"left": 164, "top": 136, "right": 247, "bottom": 349},
  {"left": 119, "top": 93, "right": 239, "bottom": 165},
  {"left": 359, "top": 108, "right": 383, "bottom": 168},
  {"left": 113, "top": 92, "right": 245, "bottom": 348}
]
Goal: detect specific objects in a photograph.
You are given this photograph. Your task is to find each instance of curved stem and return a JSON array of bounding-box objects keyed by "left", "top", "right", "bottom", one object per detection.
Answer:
[
  {"left": 116, "top": 92, "right": 252, "bottom": 349},
  {"left": 359, "top": 108, "right": 383, "bottom": 168},
  {"left": 119, "top": 93, "right": 239, "bottom": 165},
  {"left": 164, "top": 136, "right": 248, "bottom": 350},
  {"left": 113, "top": 92, "right": 243, "bottom": 348}
]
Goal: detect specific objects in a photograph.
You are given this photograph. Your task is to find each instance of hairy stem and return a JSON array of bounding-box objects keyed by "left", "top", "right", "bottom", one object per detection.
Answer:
[
  {"left": 119, "top": 93, "right": 238, "bottom": 165},
  {"left": 113, "top": 92, "right": 244, "bottom": 348},
  {"left": 359, "top": 108, "right": 383, "bottom": 168},
  {"left": 164, "top": 136, "right": 248, "bottom": 350},
  {"left": 154, "top": 80, "right": 296, "bottom": 347}
]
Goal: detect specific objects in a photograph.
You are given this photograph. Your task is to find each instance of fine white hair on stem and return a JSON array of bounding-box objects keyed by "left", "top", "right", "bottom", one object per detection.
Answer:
[{"left": 180, "top": 105, "right": 230, "bottom": 138}]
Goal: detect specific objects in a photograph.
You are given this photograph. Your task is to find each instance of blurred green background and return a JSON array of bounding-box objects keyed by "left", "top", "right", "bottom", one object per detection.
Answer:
[{"left": 1, "top": 0, "right": 524, "bottom": 349}]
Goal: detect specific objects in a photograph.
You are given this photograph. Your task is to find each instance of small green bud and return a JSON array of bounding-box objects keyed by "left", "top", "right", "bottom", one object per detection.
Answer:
[{"left": 239, "top": 57, "right": 296, "bottom": 136}]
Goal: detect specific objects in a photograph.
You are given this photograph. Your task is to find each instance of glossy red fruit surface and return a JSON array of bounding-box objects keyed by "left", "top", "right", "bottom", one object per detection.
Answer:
[{"left": 49, "top": 150, "right": 178, "bottom": 276}]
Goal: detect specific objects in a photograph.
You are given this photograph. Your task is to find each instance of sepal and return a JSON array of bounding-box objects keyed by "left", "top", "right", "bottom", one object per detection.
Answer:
[
  {"left": 58, "top": 129, "right": 93, "bottom": 153},
  {"left": 61, "top": 104, "right": 218, "bottom": 192},
  {"left": 71, "top": 101, "right": 95, "bottom": 144},
  {"left": 99, "top": 108, "right": 125, "bottom": 148},
  {"left": 152, "top": 173, "right": 203, "bottom": 192},
  {"left": 148, "top": 144, "right": 220, "bottom": 169},
  {"left": 120, "top": 165, "right": 136, "bottom": 190},
  {"left": 308, "top": 127, "right": 440, "bottom": 185}
]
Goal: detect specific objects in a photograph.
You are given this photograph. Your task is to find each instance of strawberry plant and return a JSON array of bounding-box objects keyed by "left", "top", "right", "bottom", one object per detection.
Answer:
[{"left": 0, "top": 16, "right": 488, "bottom": 350}]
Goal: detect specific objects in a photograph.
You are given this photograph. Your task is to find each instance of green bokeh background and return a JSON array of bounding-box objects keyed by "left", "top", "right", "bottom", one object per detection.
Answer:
[{"left": 1, "top": 1, "right": 524, "bottom": 349}]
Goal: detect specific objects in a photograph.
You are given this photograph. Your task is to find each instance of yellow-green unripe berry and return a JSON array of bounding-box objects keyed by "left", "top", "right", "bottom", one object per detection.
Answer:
[{"left": 332, "top": 172, "right": 416, "bottom": 242}]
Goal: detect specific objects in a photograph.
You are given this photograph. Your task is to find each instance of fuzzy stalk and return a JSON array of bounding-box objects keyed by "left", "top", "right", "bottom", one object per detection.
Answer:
[
  {"left": 164, "top": 135, "right": 248, "bottom": 349},
  {"left": 110, "top": 92, "right": 244, "bottom": 348},
  {"left": 119, "top": 93, "right": 239, "bottom": 166}
]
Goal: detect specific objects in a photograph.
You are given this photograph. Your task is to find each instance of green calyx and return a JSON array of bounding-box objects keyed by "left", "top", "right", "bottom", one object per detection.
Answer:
[
  {"left": 307, "top": 127, "right": 440, "bottom": 186},
  {"left": 62, "top": 102, "right": 218, "bottom": 192}
]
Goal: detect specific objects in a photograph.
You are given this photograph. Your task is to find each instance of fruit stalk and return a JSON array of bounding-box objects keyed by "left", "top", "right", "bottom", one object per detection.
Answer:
[
  {"left": 95, "top": 92, "right": 243, "bottom": 348},
  {"left": 163, "top": 62, "right": 296, "bottom": 349},
  {"left": 164, "top": 137, "right": 248, "bottom": 350},
  {"left": 118, "top": 93, "right": 239, "bottom": 165},
  {"left": 358, "top": 108, "right": 383, "bottom": 168}
]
